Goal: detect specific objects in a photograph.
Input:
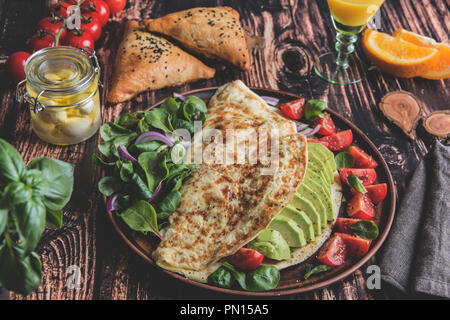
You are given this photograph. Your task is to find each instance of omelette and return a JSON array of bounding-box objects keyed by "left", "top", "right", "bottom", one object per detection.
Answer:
[{"left": 152, "top": 81, "right": 308, "bottom": 281}]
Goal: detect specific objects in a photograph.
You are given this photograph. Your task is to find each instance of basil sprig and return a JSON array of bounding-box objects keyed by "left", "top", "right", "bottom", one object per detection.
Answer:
[
  {"left": 305, "top": 100, "right": 326, "bottom": 121},
  {"left": 0, "top": 139, "right": 74, "bottom": 294}
]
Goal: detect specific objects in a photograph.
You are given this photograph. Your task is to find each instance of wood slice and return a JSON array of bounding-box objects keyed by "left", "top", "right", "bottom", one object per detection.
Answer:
[
  {"left": 379, "top": 91, "right": 423, "bottom": 140},
  {"left": 422, "top": 110, "right": 450, "bottom": 139}
]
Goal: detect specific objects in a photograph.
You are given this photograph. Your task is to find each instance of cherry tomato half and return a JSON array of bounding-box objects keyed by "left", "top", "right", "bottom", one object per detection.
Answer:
[
  {"left": 319, "top": 129, "right": 353, "bottom": 151},
  {"left": 348, "top": 146, "right": 378, "bottom": 169},
  {"left": 229, "top": 248, "right": 264, "bottom": 271},
  {"left": 315, "top": 114, "right": 336, "bottom": 136},
  {"left": 307, "top": 138, "right": 330, "bottom": 149},
  {"left": 317, "top": 235, "right": 347, "bottom": 266},
  {"left": 339, "top": 168, "right": 377, "bottom": 186},
  {"left": 347, "top": 192, "right": 376, "bottom": 220},
  {"left": 280, "top": 98, "right": 306, "bottom": 120},
  {"left": 64, "top": 29, "right": 95, "bottom": 49},
  {"left": 36, "top": 17, "right": 67, "bottom": 43},
  {"left": 365, "top": 183, "right": 388, "bottom": 204},
  {"left": 82, "top": 0, "right": 110, "bottom": 26},
  {"left": 5, "top": 52, "right": 31, "bottom": 84},
  {"left": 334, "top": 233, "right": 371, "bottom": 258},
  {"left": 105, "top": 0, "right": 126, "bottom": 14}
]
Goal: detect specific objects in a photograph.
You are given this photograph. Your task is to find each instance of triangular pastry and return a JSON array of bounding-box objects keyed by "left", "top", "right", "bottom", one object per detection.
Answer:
[
  {"left": 145, "top": 7, "right": 251, "bottom": 71},
  {"left": 107, "top": 21, "right": 216, "bottom": 103}
]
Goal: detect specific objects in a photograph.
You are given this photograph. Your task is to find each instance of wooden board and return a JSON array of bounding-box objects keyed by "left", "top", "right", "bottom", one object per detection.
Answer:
[{"left": 0, "top": 0, "right": 448, "bottom": 300}]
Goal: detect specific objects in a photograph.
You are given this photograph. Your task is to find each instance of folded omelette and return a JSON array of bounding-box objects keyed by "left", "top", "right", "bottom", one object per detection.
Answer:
[{"left": 153, "top": 81, "right": 308, "bottom": 281}]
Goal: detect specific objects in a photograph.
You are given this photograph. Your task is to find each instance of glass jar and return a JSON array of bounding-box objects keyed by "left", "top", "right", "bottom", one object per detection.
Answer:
[{"left": 17, "top": 46, "right": 102, "bottom": 145}]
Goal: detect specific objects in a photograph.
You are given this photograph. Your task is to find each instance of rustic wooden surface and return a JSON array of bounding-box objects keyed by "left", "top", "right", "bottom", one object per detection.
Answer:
[{"left": 0, "top": 0, "right": 448, "bottom": 300}]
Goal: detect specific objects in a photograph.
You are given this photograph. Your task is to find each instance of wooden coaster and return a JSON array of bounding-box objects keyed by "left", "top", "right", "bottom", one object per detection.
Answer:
[{"left": 423, "top": 110, "right": 450, "bottom": 139}]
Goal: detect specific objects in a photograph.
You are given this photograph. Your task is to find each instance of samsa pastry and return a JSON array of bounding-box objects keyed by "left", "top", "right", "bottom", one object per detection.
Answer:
[{"left": 107, "top": 21, "right": 216, "bottom": 103}]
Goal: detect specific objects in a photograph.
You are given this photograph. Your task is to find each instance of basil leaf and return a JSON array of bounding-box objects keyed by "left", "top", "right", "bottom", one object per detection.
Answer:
[
  {"left": 3, "top": 181, "right": 32, "bottom": 206},
  {"left": 161, "top": 97, "right": 180, "bottom": 114},
  {"left": 246, "top": 265, "right": 280, "bottom": 292},
  {"left": 45, "top": 209, "right": 63, "bottom": 229},
  {"left": 222, "top": 262, "right": 248, "bottom": 290},
  {"left": 0, "top": 139, "right": 26, "bottom": 185},
  {"left": 171, "top": 117, "right": 194, "bottom": 135},
  {"left": 207, "top": 266, "right": 234, "bottom": 289},
  {"left": 119, "top": 200, "right": 159, "bottom": 235},
  {"left": 304, "top": 264, "right": 334, "bottom": 280},
  {"left": 305, "top": 100, "right": 326, "bottom": 121},
  {"left": 131, "top": 141, "right": 162, "bottom": 154},
  {"left": 158, "top": 190, "right": 181, "bottom": 213},
  {"left": 100, "top": 123, "right": 133, "bottom": 142},
  {"left": 0, "top": 208, "right": 7, "bottom": 235},
  {"left": 98, "top": 176, "right": 121, "bottom": 197},
  {"left": 0, "top": 240, "right": 42, "bottom": 295},
  {"left": 138, "top": 152, "right": 169, "bottom": 192},
  {"left": 144, "top": 108, "right": 174, "bottom": 133},
  {"left": 115, "top": 113, "right": 139, "bottom": 128},
  {"left": 347, "top": 174, "right": 367, "bottom": 194},
  {"left": 350, "top": 220, "right": 379, "bottom": 240},
  {"left": 13, "top": 197, "right": 46, "bottom": 254},
  {"left": 130, "top": 173, "right": 153, "bottom": 200},
  {"left": 28, "top": 158, "right": 74, "bottom": 211},
  {"left": 335, "top": 152, "right": 354, "bottom": 170}
]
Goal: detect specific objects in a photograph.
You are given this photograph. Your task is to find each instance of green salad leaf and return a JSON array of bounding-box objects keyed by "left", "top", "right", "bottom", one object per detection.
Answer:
[
  {"left": 335, "top": 152, "right": 354, "bottom": 170},
  {"left": 304, "top": 264, "right": 335, "bottom": 280},
  {"left": 305, "top": 100, "right": 326, "bottom": 121},
  {"left": 93, "top": 95, "right": 208, "bottom": 236},
  {"left": 347, "top": 174, "right": 367, "bottom": 194},
  {"left": 350, "top": 220, "right": 379, "bottom": 240}
]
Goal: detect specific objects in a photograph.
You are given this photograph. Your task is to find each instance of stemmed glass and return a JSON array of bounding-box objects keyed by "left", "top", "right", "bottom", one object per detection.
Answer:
[{"left": 314, "top": 0, "right": 386, "bottom": 85}]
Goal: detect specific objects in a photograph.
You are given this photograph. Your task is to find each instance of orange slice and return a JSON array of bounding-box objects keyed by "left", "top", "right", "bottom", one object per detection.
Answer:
[
  {"left": 392, "top": 28, "right": 450, "bottom": 80},
  {"left": 362, "top": 29, "right": 441, "bottom": 78}
]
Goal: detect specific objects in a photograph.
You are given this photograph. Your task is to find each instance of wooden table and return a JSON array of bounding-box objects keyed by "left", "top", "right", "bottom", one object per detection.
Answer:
[{"left": 0, "top": 0, "right": 448, "bottom": 300}]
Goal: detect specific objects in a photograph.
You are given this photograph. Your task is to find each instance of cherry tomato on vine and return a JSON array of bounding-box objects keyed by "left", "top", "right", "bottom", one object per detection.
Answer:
[
  {"left": 29, "top": 33, "right": 55, "bottom": 52},
  {"left": 64, "top": 29, "right": 95, "bottom": 49},
  {"left": 81, "top": 13, "right": 102, "bottom": 42},
  {"left": 36, "top": 17, "right": 67, "bottom": 42},
  {"left": 50, "top": 1, "right": 77, "bottom": 19},
  {"left": 5, "top": 52, "right": 31, "bottom": 84},
  {"left": 105, "top": 0, "right": 126, "bottom": 14},
  {"left": 82, "top": 0, "right": 110, "bottom": 26}
]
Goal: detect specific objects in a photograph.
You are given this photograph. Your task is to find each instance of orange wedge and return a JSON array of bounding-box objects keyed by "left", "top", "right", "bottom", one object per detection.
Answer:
[
  {"left": 392, "top": 28, "right": 450, "bottom": 80},
  {"left": 362, "top": 29, "right": 441, "bottom": 78}
]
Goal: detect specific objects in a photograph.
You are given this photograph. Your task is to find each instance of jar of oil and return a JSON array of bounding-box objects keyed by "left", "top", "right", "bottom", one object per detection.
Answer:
[{"left": 17, "top": 46, "right": 101, "bottom": 145}]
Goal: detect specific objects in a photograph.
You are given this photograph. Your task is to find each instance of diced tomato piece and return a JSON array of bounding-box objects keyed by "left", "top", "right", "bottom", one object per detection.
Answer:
[
  {"left": 336, "top": 218, "right": 362, "bottom": 234},
  {"left": 229, "top": 248, "right": 264, "bottom": 271},
  {"left": 319, "top": 130, "right": 353, "bottom": 151},
  {"left": 347, "top": 192, "right": 376, "bottom": 220},
  {"left": 340, "top": 168, "right": 377, "bottom": 186},
  {"left": 315, "top": 114, "right": 336, "bottom": 136},
  {"left": 280, "top": 98, "right": 306, "bottom": 120},
  {"left": 317, "top": 235, "right": 347, "bottom": 266},
  {"left": 335, "top": 233, "right": 371, "bottom": 258},
  {"left": 365, "top": 183, "right": 388, "bottom": 204},
  {"left": 307, "top": 138, "right": 329, "bottom": 149},
  {"left": 348, "top": 146, "right": 378, "bottom": 168}
]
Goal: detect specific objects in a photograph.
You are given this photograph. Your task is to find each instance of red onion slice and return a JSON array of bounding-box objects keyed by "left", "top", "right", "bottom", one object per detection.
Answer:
[
  {"left": 299, "top": 124, "right": 322, "bottom": 136},
  {"left": 107, "top": 193, "right": 120, "bottom": 212},
  {"left": 261, "top": 96, "right": 280, "bottom": 106},
  {"left": 296, "top": 123, "right": 309, "bottom": 132},
  {"left": 173, "top": 92, "right": 186, "bottom": 100},
  {"left": 135, "top": 131, "right": 174, "bottom": 147},
  {"left": 148, "top": 182, "right": 162, "bottom": 204},
  {"left": 118, "top": 145, "right": 137, "bottom": 163}
]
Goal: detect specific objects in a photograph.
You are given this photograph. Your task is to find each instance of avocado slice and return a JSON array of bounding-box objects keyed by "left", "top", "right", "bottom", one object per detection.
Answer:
[
  {"left": 280, "top": 205, "right": 315, "bottom": 242},
  {"left": 305, "top": 170, "right": 331, "bottom": 196},
  {"left": 269, "top": 216, "right": 306, "bottom": 248},
  {"left": 302, "top": 176, "right": 335, "bottom": 222},
  {"left": 308, "top": 143, "right": 336, "bottom": 181},
  {"left": 306, "top": 156, "right": 331, "bottom": 189},
  {"left": 290, "top": 194, "right": 322, "bottom": 235},
  {"left": 247, "top": 229, "right": 291, "bottom": 261},
  {"left": 308, "top": 152, "right": 333, "bottom": 185},
  {"left": 297, "top": 184, "right": 327, "bottom": 229}
]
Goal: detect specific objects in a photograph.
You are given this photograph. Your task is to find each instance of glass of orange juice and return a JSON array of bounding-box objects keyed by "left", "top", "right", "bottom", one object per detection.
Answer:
[{"left": 314, "top": 0, "right": 386, "bottom": 85}]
